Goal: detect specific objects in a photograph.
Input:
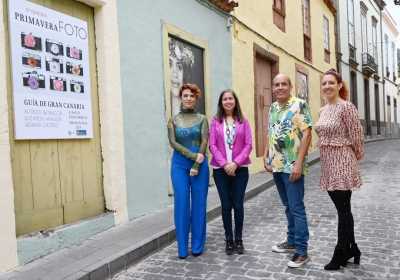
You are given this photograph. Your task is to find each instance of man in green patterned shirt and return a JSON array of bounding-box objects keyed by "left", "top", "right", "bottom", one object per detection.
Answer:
[{"left": 263, "top": 73, "right": 312, "bottom": 268}]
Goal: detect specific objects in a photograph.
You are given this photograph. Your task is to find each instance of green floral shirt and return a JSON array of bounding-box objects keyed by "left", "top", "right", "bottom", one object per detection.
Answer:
[{"left": 267, "top": 96, "right": 313, "bottom": 175}]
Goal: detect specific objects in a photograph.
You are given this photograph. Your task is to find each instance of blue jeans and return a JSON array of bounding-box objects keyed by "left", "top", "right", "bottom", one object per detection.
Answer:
[
  {"left": 213, "top": 167, "right": 249, "bottom": 241},
  {"left": 273, "top": 172, "right": 309, "bottom": 256}
]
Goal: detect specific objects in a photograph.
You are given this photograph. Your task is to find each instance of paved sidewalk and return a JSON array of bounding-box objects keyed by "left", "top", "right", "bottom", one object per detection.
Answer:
[
  {"left": 113, "top": 139, "right": 400, "bottom": 280},
  {"left": 0, "top": 150, "right": 297, "bottom": 280},
  {"left": 0, "top": 138, "right": 396, "bottom": 280}
]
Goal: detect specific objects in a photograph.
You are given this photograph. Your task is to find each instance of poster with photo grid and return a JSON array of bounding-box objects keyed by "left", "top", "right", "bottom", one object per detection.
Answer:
[{"left": 8, "top": 0, "right": 93, "bottom": 139}]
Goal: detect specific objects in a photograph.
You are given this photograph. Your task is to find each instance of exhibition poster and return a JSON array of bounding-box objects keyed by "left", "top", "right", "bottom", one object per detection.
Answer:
[{"left": 8, "top": 0, "right": 93, "bottom": 139}]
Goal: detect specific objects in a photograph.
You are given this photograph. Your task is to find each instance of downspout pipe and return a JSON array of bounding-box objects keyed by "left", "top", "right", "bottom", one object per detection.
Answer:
[
  {"left": 380, "top": 4, "right": 386, "bottom": 136},
  {"left": 334, "top": 0, "right": 341, "bottom": 72}
]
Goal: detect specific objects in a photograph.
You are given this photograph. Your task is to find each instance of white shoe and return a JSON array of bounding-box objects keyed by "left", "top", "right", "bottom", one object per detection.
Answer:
[
  {"left": 272, "top": 241, "right": 296, "bottom": 253},
  {"left": 287, "top": 254, "right": 310, "bottom": 268}
]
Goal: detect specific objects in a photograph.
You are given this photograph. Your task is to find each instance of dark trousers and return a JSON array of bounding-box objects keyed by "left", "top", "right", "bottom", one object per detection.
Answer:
[
  {"left": 213, "top": 167, "right": 249, "bottom": 241},
  {"left": 328, "top": 190, "right": 355, "bottom": 247}
]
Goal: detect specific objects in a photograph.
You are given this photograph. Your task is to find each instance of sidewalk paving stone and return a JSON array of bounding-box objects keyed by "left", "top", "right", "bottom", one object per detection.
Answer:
[
  {"left": 113, "top": 139, "right": 400, "bottom": 280},
  {"left": 0, "top": 138, "right": 398, "bottom": 280}
]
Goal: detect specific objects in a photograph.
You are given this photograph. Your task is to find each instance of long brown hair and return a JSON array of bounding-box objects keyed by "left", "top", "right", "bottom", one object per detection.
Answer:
[
  {"left": 323, "top": 68, "right": 349, "bottom": 100},
  {"left": 215, "top": 89, "right": 244, "bottom": 123}
]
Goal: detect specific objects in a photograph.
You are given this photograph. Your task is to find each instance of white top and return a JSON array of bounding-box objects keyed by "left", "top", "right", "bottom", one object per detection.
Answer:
[
  {"left": 212, "top": 119, "right": 235, "bottom": 169},
  {"left": 224, "top": 120, "right": 235, "bottom": 163}
]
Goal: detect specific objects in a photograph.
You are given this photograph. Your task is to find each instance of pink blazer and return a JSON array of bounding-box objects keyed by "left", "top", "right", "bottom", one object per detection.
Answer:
[{"left": 209, "top": 117, "right": 253, "bottom": 167}]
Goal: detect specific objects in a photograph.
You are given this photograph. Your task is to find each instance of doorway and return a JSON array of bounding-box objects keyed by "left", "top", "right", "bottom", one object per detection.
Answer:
[
  {"left": 374, "top": 83, "right": 380, "bottom": 135},
  {"left": 364, "top": 78, "right": 371, "bottom": 136},
  {"left": 254, "top": 50, "right": 277, "bottom": 157},
  {"left": 387, "top": 96, "right": 392, "bottom": 135},
  {"left": 350, "top": 71, "right": 358, "bottom": 108}
]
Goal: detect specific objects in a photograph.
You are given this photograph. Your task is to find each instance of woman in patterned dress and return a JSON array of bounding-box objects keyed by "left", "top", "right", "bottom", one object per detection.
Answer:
[{"left": 315, "top": 69, "right": 364, "bottom": 270}]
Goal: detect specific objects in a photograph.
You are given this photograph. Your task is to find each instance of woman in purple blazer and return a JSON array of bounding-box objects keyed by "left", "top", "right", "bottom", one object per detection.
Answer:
[{"left": 209, "top": 89, "right": 253, "bottom": 255}]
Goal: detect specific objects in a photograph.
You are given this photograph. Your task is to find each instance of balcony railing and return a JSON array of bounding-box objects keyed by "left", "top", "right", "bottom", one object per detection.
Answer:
[
  {"left": 362, "top": 53, "right": 377, "bottom": 76},
  {"left": 349, "top": 45, "right": 357, "bottom": 66}
]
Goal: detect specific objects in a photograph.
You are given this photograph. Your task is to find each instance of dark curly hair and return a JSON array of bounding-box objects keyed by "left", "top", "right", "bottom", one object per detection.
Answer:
[{"left": 179, "top": 83, "right": 202, "bottom": 99}]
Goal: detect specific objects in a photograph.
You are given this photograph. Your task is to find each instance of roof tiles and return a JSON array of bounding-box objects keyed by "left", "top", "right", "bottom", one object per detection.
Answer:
[{"left": 208, "top": 0, "right": 238, "bottom": 13}]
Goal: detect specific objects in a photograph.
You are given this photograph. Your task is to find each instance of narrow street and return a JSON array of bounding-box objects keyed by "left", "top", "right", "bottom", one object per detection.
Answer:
[{"left": 113, "top": 139, "right": 400, "bottom": 280}]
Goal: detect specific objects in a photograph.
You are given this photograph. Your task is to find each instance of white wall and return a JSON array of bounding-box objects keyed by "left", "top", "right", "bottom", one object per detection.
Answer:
[
  {"left": 337, "top": 0, "right": 385, "bottom": 132},
  {"left": 382, "top": 8, "right": 400, "bottom": 130}
]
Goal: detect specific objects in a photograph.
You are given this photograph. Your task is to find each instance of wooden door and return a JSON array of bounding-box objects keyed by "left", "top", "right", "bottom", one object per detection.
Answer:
[
  {"left": 364, "top": 79, "right": 371, "bottom": 136},
  {"left": 387, "top": 96, "right": 392, "bottom": 135},
  {"left": 254, "top": 55, "right": 273, "bottom": 157},
  {"left": 5, "top": 0, "right": 104, "bottom": 235},
  {"left": 350, "top": 71, "right": 358, "bottom": 108},
  {"left": 374, "top": 83, "right": 380, "bottom": 135},
  {"left": 394, "top": 99, "right": 398, "bottom": 136}
]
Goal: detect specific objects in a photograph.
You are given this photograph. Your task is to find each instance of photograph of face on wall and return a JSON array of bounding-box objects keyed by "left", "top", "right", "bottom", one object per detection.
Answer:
[
  {"left": 296, "top": 71, "right": 309, "bottom": 102},
  {"left": 168, "top": 36, "right": 205, "bottom": 116}
]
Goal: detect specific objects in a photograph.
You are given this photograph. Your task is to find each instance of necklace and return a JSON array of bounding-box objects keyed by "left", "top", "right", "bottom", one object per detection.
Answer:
[{"left": 225, "top": 118, "right": 236, "bottom": 150}]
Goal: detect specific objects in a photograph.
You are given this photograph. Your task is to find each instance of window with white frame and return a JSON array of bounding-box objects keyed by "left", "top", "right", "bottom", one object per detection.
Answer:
[
  {"left": 372, "top": 17, "right": 378, "bottom": 63},
  {"left": 397, "top": 48, "right": 400, "bottom": 77},
  {"left": 392, "top": 42, "right": 396, "bottom": 78},
  {"left": 348, "top": 0, "right": 355, "bottom": 47},
  {"left": 360, "top": 6, "right": 368, "bottom": 54},
  {"left": 385, "top": 34, "right": 389, "bottom": 76},
  {"left": 323, "top": 16, "right": 330, "bottom": 50},
  {"left": 323, "top": 16, "right": 330, "bottom": 63}
]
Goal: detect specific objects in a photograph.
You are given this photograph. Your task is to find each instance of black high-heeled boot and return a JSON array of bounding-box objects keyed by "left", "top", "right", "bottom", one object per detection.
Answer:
[
  {"left": 324, "top": 246, "right": 348, "bottom": 270},
  {"left": 235, "top": 240, "right": 245, "bottom": 254},
  {"left": 225, "top": 240, "right": 235, "bottom": 255},
  {"left": 345, "top": 243, "right": 361, "bottom": 264}
]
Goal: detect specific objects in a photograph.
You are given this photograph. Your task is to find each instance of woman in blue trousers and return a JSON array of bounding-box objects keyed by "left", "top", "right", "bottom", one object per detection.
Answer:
[{"left": 167, "top": 83, "right": 209, "bottom": 259}]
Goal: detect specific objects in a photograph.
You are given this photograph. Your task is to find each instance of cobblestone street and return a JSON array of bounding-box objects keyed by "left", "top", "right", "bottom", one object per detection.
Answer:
[{"left": 114, "top": 139, "right": 400, "bottom": 280}]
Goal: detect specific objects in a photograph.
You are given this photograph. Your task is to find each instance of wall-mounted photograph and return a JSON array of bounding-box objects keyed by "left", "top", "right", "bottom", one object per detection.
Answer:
[
  {"left": 296, "top": 70, "right": 309, "bottom": 102},
  {"left": 168, "top": 36, "right": 205, "bottom": 116}
]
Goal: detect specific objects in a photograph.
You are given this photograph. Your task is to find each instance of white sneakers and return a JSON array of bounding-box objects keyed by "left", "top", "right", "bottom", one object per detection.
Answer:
[
  {"left": 272, "top": 241, "right": 310, "bottom": 268},
  {"left": 271, "top": 241, "right": 296, "bottom": 253},
  {"left": 287, "top": 254, "right": 310, "bottom": 268}
]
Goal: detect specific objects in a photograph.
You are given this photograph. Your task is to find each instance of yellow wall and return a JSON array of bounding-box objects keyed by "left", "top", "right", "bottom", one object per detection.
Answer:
[{"left": 231, "top": 0, "right": 336, "bottom": 173}]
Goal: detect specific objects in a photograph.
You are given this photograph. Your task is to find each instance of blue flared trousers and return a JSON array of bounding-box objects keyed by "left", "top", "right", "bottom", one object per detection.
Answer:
[{"left": 171, "top": 151, "right": 209, "bottom": 258}]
